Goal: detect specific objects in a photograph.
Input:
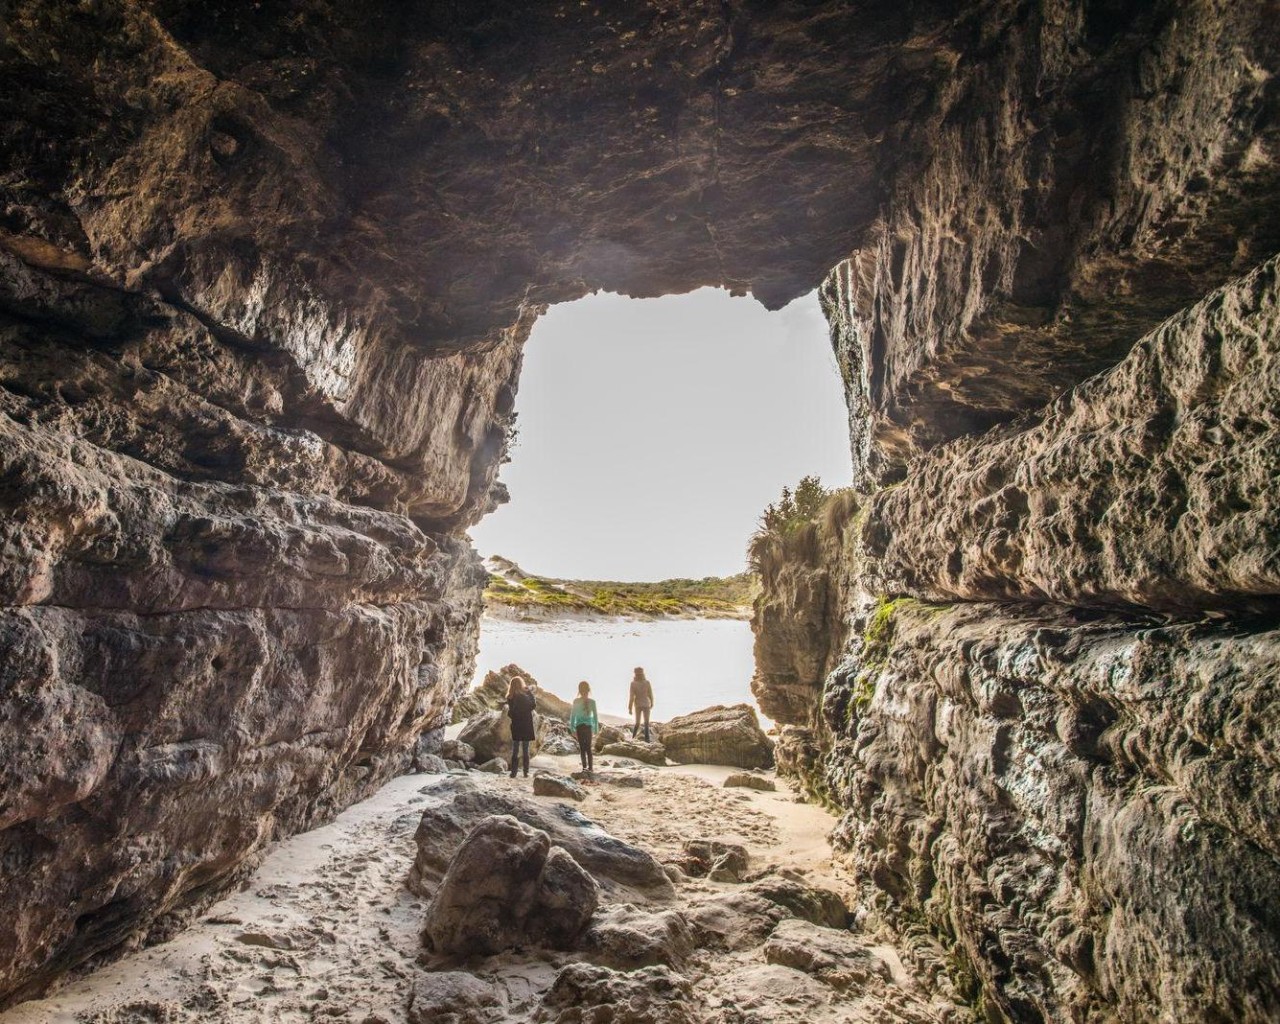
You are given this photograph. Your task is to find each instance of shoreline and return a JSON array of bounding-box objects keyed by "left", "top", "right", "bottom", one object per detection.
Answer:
[{"left": 481, "top": 603, "right": 753, "bottom": 624}]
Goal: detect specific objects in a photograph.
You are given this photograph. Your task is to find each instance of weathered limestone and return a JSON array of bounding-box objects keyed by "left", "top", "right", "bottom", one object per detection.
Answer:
[
  {"left": 660, "top": 705, "right": 774, "bottom": 770},
  {"left": 1, "top": 0, "right": 1278, "bottom": 1014},
  {"left": 407, "top": 777, "right": 674, "bottom": 902},
  {"left": 823, "top": 603, "right": 1280, "bottom": 1022},
  {"left": 864, "top": 256, "right": 1280, "bottom": 614},
  {"left": 753, "top": 259, "right": 1280, "bottom": 1021},
  {"left": 422, "top": 815, "right": 598, "bottom": 956}
]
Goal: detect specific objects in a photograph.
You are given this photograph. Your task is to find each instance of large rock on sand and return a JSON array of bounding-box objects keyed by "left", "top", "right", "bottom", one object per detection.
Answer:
[
  {"left": 423, "top": 815, "right": 597, "bottom": 955},
  {"left": 600, "top": 739, "right": 667, "bottom": 765},
  {"left": 453, "top": 665, "right": 573, "bottom": 724},
  {"left": 457, "top": 708, "right": 548, "bottom": 762},
  {"left": 409, "top": 776, "right": 674, "bottom": 901},
  {"left": 660, "top": 705, "right": 774, "bottom": 769}
]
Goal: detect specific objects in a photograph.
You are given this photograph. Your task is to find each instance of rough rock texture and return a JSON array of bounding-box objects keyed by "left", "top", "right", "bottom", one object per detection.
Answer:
[
  {"left": 407, "top": 970, "right": 507, "bottom": 1024},
  {"left": 822, "top": 601, "right": 1280, "bottom": 1022},
  {"left": 750, "top": 491, "right": 860, "bottom": 737},
  {"left": 457, "top": 707, "right": 548, "bottom": 763},
  {"left": 578, "top": 904, "right": 695, "bottom": 970},
  {"left": 864, "top": 256, "right": 1280, "bottom": 614},
  {"left": 532, "top": 773, "right": 587, "bottom": 802},
  {"left": 451, "top": 664, "right": 572, "bottom": 724},
  {"left": 754, "top": 261, "right": 1280, "bottom": 1019},
  {"left": 817, "top": 1, "right": 1280, "bottom": 486},
  {"left": 723, "top": 773, "right": 776, "bottom": 792},
  {"left": 763, "top": 918, "right": 891, "bottom": 989},
  {"left": 534, "top": 964, "right": 700, "bottom": 1024},
  {"left": 599, "top": 739, "right": 667, "bottom": 766},
  {"left": 407, "top": 777, "right": 674, "bottom": 902},
  {"left": 3, "top": 0, "right": 1280, "bottom": 1013},
  {"left": 422, "top": 815, "right": 598, "bottom": 956},
  {"left": 660, "top": 705, "right": 774, "bottom": 769}
]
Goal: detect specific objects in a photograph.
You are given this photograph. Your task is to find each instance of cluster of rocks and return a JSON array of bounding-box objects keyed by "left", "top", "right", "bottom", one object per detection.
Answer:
[
  {"left": 439, "top": 670, "right": 775, "bottom": 776},
  {"left": 405, "top": 776, "right": 925, "bottom": 1024}
]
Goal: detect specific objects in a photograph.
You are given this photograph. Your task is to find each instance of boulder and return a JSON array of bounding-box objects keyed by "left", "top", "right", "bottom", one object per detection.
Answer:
[
  {"left": 660, "top": 705, "right": 774, "bottom": 769},
  {"left": 579, "top": 905, "right": 694, "bottom": 969},
  {"left": 596, "top": 756, "right": 657, "bottom": 771},
  {"left": 686, "top": 890, "right": 790, "bottom": 952},
  {"left": 414, "top": 754, "right": 450, "bottom": 775},
  {"left": 533, "top": 773, "right": 587, "bottom": 802},
  {"left": 677, "top": 840, "right": 750, "bottom": 882},
  {"left": 723, "top": 773, "right": 777, "bottom": 792},
  {"left": 408, "top": 971, "right": 507, "bottom": 1024},
  {"left": 599, "top": 739, "right": 667, "bottom": 766},
  {"left": 453, "top": 665, "right": 574, "bottom": 724},
  {"left": 422, "top": 815, "right": 598, "bottom": 955},
  {"left": 440, "top": 739, "right": 476, "bottom": 764},
  {"left": 475, "top": 757, "right": 508, "bottom": 774},
  {"left": 457, "top": 708, "right": 547, "bottom": 762},
  {"left": 745, "top": 878, "right": 849, "bottom": 929},
  {"left": 763, "top": 918, "right": 892, "bottom": 988},
  {"left": 539, "top": 721, "right": 582, "bottom": 757},
  {"left": 578, "top": 770, "right": 644, "bottom": 788},
  {"left": 534, "top": 964, "right": 700, "bottom": 1024},
  {"left": 593, "top": 724, "right": 627, "bottom": 752},
  {"left": 409, "top": 777, "right": 674, "bottom": 901}
]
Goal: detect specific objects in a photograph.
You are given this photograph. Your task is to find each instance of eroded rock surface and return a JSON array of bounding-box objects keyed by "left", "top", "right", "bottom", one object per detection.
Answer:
[
  {"left": 660, "top": 705, "right": 774, "bottom": 769},
  {"left": 753, "top": 259, "right": 1280, "bottom": 1020},
  {"left": 2, "top": 0, "right": 1279, "bottom": 1014},
  {"left": 407, "top": 777, "right": 674, "bottom": 902},
  {"left": 422, "top": 815, "right": 598, "bottom": 956}
]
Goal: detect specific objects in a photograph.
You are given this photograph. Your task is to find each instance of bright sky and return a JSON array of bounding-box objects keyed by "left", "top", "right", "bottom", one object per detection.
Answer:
[{"left": 469, "top": 287, "right": 853, "bottom": 580}]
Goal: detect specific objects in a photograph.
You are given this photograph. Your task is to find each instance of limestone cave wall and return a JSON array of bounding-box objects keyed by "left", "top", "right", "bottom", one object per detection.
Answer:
[{"left": 2, "top": 0, "right": 1278, "bottom": 1018}]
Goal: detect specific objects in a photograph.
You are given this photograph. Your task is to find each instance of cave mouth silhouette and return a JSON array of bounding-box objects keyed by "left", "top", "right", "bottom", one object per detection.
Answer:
[{"left": 471, "top": 287, "right": 854, "bottom": 583}]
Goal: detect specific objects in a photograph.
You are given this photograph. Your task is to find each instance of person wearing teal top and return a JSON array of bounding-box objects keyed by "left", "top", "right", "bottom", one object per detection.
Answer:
[{"left": 569, "top": 681, "right": 599, "bottom": 773}]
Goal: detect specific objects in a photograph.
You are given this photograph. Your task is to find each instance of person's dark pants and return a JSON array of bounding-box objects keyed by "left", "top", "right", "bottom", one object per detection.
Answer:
[
  {"left": 510, "top": 739, "right": 530, "bottom": 777},
  {"left": 632, "top": 707, "right": 651, "bottom": 743},
  {"left": 575, "top": 724, "right": 594, "bottom": 771}
]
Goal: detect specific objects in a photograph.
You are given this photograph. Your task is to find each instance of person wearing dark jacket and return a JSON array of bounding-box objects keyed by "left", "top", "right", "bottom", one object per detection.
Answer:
[
  {"left": 628, "top": 666, "right": 655, "bottom": 743},
  {"left": 506, "top": 675, "right": 537, "bottom": 778}
]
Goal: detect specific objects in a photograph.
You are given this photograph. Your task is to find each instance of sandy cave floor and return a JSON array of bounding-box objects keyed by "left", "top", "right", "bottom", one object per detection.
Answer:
[{"left": 1, "top": 754, "right": 958, "bottom": 1024}]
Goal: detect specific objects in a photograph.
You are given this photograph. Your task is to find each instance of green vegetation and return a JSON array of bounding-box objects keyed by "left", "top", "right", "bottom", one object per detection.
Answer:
[
  {"left": 747, "top": 475, "right": 860, "bottom": 577},
  {"left": 757, "top": 474, "right": 831, "bottom": 535},
  {"left": 484, "top": 567, "right": 760, "bottom": 618}
]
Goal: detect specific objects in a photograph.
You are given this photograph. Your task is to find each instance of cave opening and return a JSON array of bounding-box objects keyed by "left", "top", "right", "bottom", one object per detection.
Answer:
[{"left": 467, "top": 286, "right": 852, "bottom": 723}]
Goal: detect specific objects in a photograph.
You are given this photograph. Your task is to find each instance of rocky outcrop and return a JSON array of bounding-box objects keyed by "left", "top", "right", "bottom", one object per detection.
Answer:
[
  {"left": 452, "top": 664, "right": 572, "bottom": 724},
  {"left": 660, "top": 705, "right": 774, "bottom": 770},
  {"left": 749, "top": 490, "right": 860, "bottom": 735},
  {"left": 422, "top": 815, "right": 598, "bottom": 956},
  {"left": 822, "top": 602, "right": 1280, "bottom": 1022},
  {"left": 456, "top": 708, "right": 547, "bottom": 764},
  {"left": 862, "top": 256, "right": 1280, "bottom": 615},
  {"left": 600, "top": 739, "right": 667, "bottom": 766},
  {"left": 754, "top": 258, "right": 1280, "bottom": 1019},
  {"left": 407, "top": 776, "right": 674, "bottom": 902}
]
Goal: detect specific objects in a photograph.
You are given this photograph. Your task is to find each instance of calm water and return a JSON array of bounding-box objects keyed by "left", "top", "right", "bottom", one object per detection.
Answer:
[{"left": 470, "top": 615, "right": 766, "bottom": 724}]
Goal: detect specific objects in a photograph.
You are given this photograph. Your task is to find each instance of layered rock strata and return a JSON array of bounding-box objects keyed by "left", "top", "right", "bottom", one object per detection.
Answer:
[{"left": 756, "top": 259, "right": 1280, "bottom": 1020}]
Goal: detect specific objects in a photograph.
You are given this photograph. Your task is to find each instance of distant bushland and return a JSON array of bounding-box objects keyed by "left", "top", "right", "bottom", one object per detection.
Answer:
[{"left": 484, "top": 559, "right": 759, "bottom": 619}]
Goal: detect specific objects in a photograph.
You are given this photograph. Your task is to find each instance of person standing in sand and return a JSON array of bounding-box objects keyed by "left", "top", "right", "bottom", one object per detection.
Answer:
[
  {"left": 506, "top": 674, "right": 537, "bottom": 778},
  {"left": 628, "top": 666, "right": 654, "bottom": 743},
  {"left": 569, "top": 681, "right": 599, "bottom": 773}
]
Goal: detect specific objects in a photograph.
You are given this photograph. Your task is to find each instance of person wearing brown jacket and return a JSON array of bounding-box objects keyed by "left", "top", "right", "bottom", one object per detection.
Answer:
[{"left": 627, "top": 666, "right": 654, "bottom": 743}]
